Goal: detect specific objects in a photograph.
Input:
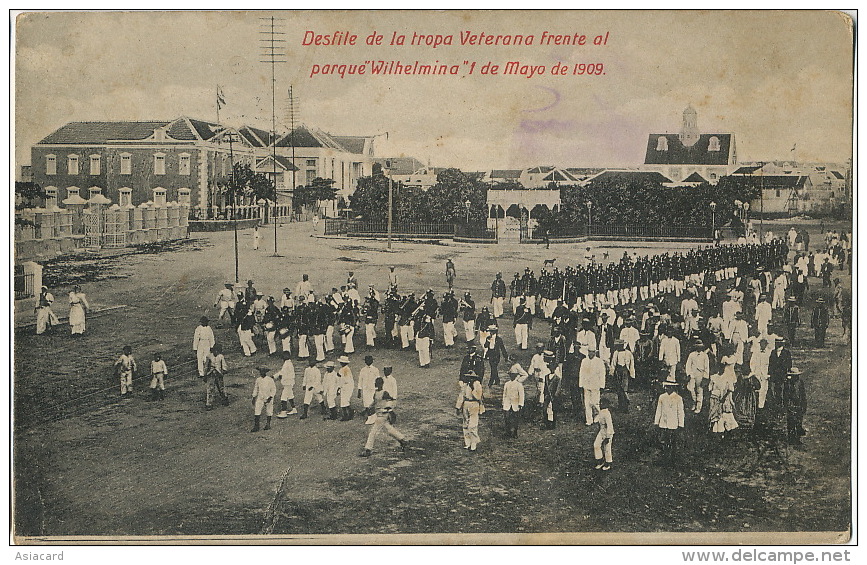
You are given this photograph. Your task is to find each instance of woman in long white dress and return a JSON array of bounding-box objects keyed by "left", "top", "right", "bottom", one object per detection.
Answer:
[
  {"left": 708, "top": 355, "right": 739, "bottom": 437},
  {"left": 68, "top": 285, "right": 90, "bottom": 335}
]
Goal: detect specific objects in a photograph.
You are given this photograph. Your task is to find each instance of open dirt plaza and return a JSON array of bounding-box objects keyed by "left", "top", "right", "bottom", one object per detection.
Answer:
[{"left": 12, "top": 220, "right": 852, "bottom": 539}]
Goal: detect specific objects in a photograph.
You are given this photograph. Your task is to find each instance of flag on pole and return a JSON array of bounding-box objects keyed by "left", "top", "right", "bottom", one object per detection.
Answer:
[
  {"left": 790, "top": 143, "right": 796, "bottom": 152},
  {"left": 217, "top": 86, "right": 226, "bottom": 110}
]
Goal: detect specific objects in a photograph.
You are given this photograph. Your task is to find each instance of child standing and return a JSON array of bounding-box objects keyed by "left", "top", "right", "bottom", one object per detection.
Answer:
[
  {"left": 593, "top": 397, "right": 615, "bottom": 471},
  {"left": 150, "top": 352, "right": 168, "bottom": 401},
  {"left": 115, "top": 346, "right": 137, "bottom": 397}
]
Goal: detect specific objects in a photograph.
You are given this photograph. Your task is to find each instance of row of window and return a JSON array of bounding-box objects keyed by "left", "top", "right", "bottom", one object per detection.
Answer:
[
  {"left": 44, "top": 186, "right": 192, "bottom": 208},
  {"left": 656, "top": 136, "right": 722, "bottom": 151},
  {"left": 45, "top": 153, "right": 192, "bottom": 176}
]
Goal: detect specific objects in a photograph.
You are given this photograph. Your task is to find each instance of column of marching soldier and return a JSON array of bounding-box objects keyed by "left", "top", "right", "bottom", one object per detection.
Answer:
[{"left": 131, "top": 238, "right": 845, "bottom": 460}]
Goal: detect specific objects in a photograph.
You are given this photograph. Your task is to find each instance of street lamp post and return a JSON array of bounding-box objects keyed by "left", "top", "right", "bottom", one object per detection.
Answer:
[
  {"left": 465, "top": 199, "right": 471, "bottom": 225},
  {"left": 586, "top": 200, "right": 593, "bottom": 236},
  {"left": 743, "top": 202, "right": 750, "bottom": 235},
  {"left": 710, "top": 201, "right": 717, "bottom": 243}
]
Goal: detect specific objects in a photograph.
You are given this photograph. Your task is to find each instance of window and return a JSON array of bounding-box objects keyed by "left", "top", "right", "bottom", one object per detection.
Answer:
[
  {"left": 89, "top": 154, "right": 101, "bottom": 175},
  {"left": 153, "top": 188, "right": 167, "bottom": 206},
  {"left": 656, "top": 137, "right": 668, "bottom": 151},
  {"left": 120, "top": 153, "right": 132, "bottom": 175},
  {"left": 67, "top": 154, "right": 79, "bottom": 175},
  {"left": 306, "top": 170, "right": 316, "bottom": 185},
  {"left": 709, "top": 172, "right": 717, "bottom": 180},
  {"left": 46, "top": 154, "right": 57, "bottom": 175},
  {"left": 306, "top": 159, "right": 316, "bottom": 167},
  {"left": 44, "top": 186, "right": 58, "bottom": 208},
  {"left": 708, "top": 136, "right": 721, "bottom": 151},
  {"left": 154, "top": 153, "right": 166, "bottom": 175},
  {"left": 776, "top": 189, "right": 781, "bottom": 198},
  {"left": 179, "top": 153, "right": 191, "bottom": 175},
  {"left": 119, "top": 188, "right": 133, "bottom": 207}
]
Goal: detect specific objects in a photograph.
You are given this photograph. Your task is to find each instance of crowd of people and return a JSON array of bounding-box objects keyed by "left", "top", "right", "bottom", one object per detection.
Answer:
[{"left": 30, "top": 226, "right": 852, "bottom": 463}]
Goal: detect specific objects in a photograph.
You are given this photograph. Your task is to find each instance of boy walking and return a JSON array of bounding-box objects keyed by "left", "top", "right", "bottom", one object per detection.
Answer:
[
  {"left": 300, "top": 358, "right": 325, "bottom": 419},
  {"left": 593, "top": 397, "right": 615, "bottom": 471},
  {"left": 204, "top": 344, "right": 229, "bottom": 410},
  {"left": 276, "top": 351, "right": 298, "bottom": 418},
  {"left": 149, "top": 352, "right": 167, "bottom": 401},
  {"left": 360, "top": 377, "right": 408, "bottom": 457},
  {"left": 251, "top": 368, "right": 276, "bottom": 432},
  {"left": 115, "top": 345, "right": 137, "bottom": 397},
  {"left": 502, "top": 368, "right": 525, "bottom": 438}
]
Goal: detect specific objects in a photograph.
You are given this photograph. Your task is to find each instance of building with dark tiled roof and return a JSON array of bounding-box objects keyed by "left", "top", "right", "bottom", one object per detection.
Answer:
[
  {"left": 641, "top": 106, "right": 738, "bottom": 184},
  {"left": 372, "top": 156, "right": 425, "bottom": 177},
  {"left": 587, "top": 170, "right": 674, "bottom": 185},
  {"left": 273, "top": 125, "right": 376, "bottom": 207},
  {"left": 31, "top": 117, "right": 259, "bottom": 209}
]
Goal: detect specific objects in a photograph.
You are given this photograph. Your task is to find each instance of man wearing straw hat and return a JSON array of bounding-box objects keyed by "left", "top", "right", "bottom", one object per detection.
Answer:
[
  {"left": 456, "top": 370, "right": 484, "bottom": 451},
  {"left": 337, "top": 356, "right": 355, "bottom": 421},
  {"left": 502, "top": 366, "right": 525, "bottom": 439},
  {"left": 654, "top": 375, "right": 685, "bottom": 466}
]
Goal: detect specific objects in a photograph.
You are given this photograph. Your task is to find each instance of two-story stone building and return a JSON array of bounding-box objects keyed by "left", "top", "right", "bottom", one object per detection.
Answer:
[{"left": 31, "top": 117, "right": 259, "bottom": 211}]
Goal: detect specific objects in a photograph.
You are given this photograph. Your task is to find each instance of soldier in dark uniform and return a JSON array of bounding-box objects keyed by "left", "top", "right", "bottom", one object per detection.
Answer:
[
  {"left": 383, "top": 288, "right": 401, "bottom": 348},
  {"left": 362, "top": 289, "right": 380, "bottom": 348},
  {"left": 810, "top": 296, "right": 830, "bottom": 348},
  {"left": 459, "top": 344, "right": 486, "bottom": 381},
  {"left": 440, "top": 290, "right": 460, "bottom": 348}
]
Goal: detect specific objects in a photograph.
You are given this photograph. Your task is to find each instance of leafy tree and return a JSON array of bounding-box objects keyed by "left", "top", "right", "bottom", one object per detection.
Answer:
[
  {"left": 350, "top": 168, "right": 489, "bottom": 225},
  {"left": 15, "top": 181, "right": 45, "bottom": 226},
  {"left": 349, "top": 172, "right": 392, "bottom": 222},
  {"left": 551, "top": 175, "right": 761, "bottom": 232},
  {"left": 217, "top": 163, "right": 275, "bottom": 207},
  {"left": 15, "top": 181, "right": 45, "bottom": 208},
  {"left": 293, "top": 177, "right": 338, "bottom": 213},
  {"left": 424, "top": 168, "right": 488, "bottom": 224}
]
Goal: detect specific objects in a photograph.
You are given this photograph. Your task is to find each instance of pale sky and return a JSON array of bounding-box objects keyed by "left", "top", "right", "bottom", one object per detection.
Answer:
[{"left": 14, "top": 10, "right": 854, "bottom": 172}]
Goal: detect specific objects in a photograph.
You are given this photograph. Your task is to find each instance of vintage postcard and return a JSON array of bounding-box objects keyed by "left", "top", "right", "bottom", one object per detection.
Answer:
[{"left": 11, "top": 10, "right": 855, "bottom": 547}]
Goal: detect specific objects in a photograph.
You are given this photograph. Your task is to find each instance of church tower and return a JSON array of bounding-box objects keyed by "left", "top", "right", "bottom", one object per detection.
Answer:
[{"left": 679, "top": 105, "right": 700, "bottom": 147}]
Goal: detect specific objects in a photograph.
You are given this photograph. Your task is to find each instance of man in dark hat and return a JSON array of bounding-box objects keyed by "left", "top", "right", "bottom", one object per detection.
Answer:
[
  {"left": 441, "top": 290, "right": 459, "bottom": 347},
  {"left": 784, "top": 367, "right": 807, "bottom": 445},
  {"left": 460, "top": 291, "right": 476, "bottom": 342},
  {"left": 491, "top": 272, "right": 507, "bottom": 319},
  {"left": 810, "top": 296, "right": 830, "bottom": 348},
  {"left": 459, "top": 343, "right": 486, "bottom": 381},
  {"left": 782, "top": 296, "right": 801, "bottom": 346},
  {"left": 610, "top": 339, "right": 635, "bottom": 412},
  {"left": 482, "top": 325, "right": 508, "bottom": 387}
]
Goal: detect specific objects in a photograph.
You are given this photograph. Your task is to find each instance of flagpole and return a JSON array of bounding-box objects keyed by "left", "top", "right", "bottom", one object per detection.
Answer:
[{"left": 216, "top": 84, "right": 221, "bottom": 124}]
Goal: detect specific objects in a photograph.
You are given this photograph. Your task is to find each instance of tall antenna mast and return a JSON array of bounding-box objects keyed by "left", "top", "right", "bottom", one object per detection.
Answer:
[
  {"left": 286, "top": 86, "right": 298, "bottom": 213},
  {"left": 260, "top": 15, "right": 286, "bottom": 256}
]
